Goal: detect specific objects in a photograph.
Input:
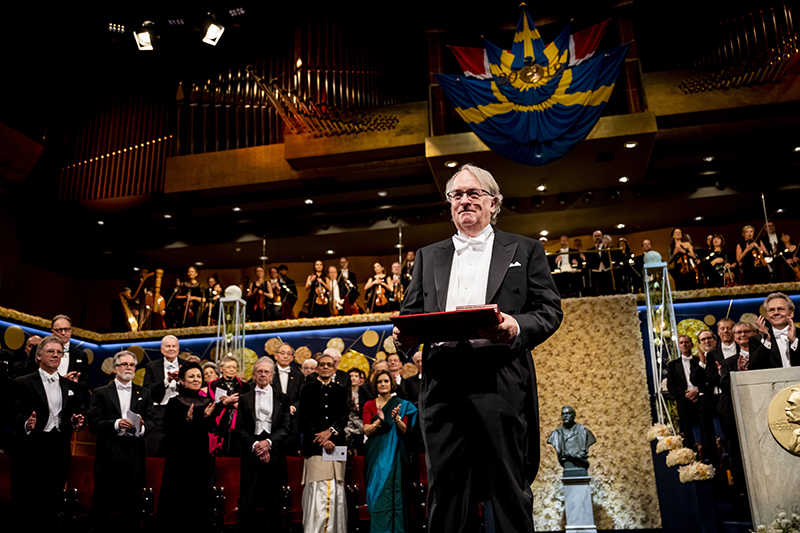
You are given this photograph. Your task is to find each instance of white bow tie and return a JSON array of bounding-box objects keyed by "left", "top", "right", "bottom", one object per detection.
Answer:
[
  {"left": 256, "top": 388, "right": 269, "bottom": 395},
  {"left": 46, "top": 374, "right": 58, "bottom": 384},
  {"left": 775, "top": 327, "right": 790, "bottom": 339},
  {"left": 453, "top": 232, "right": 489, "bottom": 254},
  {"left": 278, "top": 367, "right": 291, "bottom": 375},
  {"left": 117, "top": 383, "right": 132, "bottom": 392}
]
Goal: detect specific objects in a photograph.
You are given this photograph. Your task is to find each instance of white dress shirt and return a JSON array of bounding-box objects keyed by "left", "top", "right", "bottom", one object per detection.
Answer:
[
  {"left": 114, "top": 379, "right": 145, "bottom": 436},
  {"left": 277, "top": 365, "right": 291, "bottom": 394},
  {"left": 160, "top": 358, "right": 180, "bottom": 405},
  {"left": 446, "top": 225, "right": 494, "bottom": 311},
  {"left": 680, "top": 356, "right": 698, "bottom": 393},
  {"left": 762, "top": 325, "right": 798, "bottom": 368},
  {"left": 57, "top": 343, "right": 71, "bottom": 377},
  {"left": 720, "top": 341, "right": 737, "bottom": 360},
  {"left": 39, "top": 368, "right": 62, "bottom": 432},
  {"left": 557, "top": 247, "right": 576, "bottom": 272},
  {"left": 255, "top": 385, "right": 274, "bottom": 436}
]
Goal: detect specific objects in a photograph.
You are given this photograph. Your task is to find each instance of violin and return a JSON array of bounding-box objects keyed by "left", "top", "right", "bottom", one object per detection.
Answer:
[
  {"left": 393, "top": 276, "right": 404, "bottom": 303},
  {"left": 314, "top": 276, "right": 329, "bottom": 306},
  {"left": 373, "top": 275, "right": 388, "bottom": 307},
  {"left": 748, "top": 240, "right": 768, "bottom": 267},
  {"left": 724, "top": 265, "right": 737, "bottom": 287}
]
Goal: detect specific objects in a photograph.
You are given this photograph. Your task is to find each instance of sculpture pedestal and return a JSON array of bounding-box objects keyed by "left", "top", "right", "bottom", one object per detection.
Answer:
[{"left": 562, "top": 475, "right": 597, "bottom": 533}]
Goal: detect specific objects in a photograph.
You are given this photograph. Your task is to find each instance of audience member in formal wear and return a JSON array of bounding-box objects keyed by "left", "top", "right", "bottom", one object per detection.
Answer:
[
  {"left": 306, "top": 260, "right": 332, "bottom": 318},
  {"left": 694, "top": 330, "right": 721, "bottom": 469},
  {"left": 306, "top": 348, "right": 352, "bottom": 390},
  {"left": 365, "top": 262, "right": 392, "bottom": 313},
  {"left": 700, "top": 318, "right": 737, "bottom": 395},
  {"left": 751, "top": 292, "right": 799, "bottom": 370},
  {"left": 328, "top": 265, "right": 346, "bottom": 316},
  {"left": 202, "top": 361, "right": 221, "bottom": 387},
  {"left": 208, "top": 355, "right": 250, "bottom": 456},
  {"left": 299, "top": 354, "right": 349, "bottom": 533},
  {"left": 776, "top": 233, "right": 799, "bottom": 282},
  {"left": 10, "top": 334, "right": 42, "bottom": 378},
  {"left": 278, "top": 264, "right": 299, "bottom": 319},
  {"left": 302, "top": 358, "right": 318, "bottom": 377},
  {"left": 235, "top": 357, "right": 292, "bottom": 532},
  {"left": 345, "top": 367, "right": 366, "bottom": 454},
  {"left": 668, "top": 228, "right": 699, "bottom": 291},
  {"left": 158, "top": 362, "right": 218, "bottom": 531},
  {"left": 399, "top": 351, "right": 423, "bottom": 407},
  {"left": 666, "top": 335, "right": 705, "bottom": 450},
  {"left": 363, "top": 370, "right": 417, "bottom": 533},
  {"left": 246, "top": 266, "right": 272, "bottom": 323},
  {"left": 337, "top": 257, "right": 360, "bottom": 314},
  {"left": 400, "top": 250, "right": 415, "bottom": 293},
  {"left": 585, "top": 230, "right": 612, "bottom": 295},
  {"left": 272, "top": 342, "right": 303, "bottom": 455},
  {"left": 143, "top": 334, "right": 184, "bottom": 456},
  {"left": 700, "top": 234, "right": 737, "bottom": 288},
  {"left": 89, "top": 350, "right": 156, "bottom": 532},
  {"left": 11, "top": 336, "right": 85, "bottom": 528},
  {"left": 51, "top": 314, "right": 90, "bottom": 394},
  {"left": 386, "top": 353, "right": 404, "bottom": 388}
]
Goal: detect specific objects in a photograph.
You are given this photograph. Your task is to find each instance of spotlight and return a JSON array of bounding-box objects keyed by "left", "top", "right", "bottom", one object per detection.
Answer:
[
  {"left": 531, "top": 195, "right": 543, "bottom": 208},
  {"left": 133, "top": 267, "right": 140, "bottom": 271},
  {"left": 703, "top": 156, "right": 715, "bottom": 163},
  {"left": 97, "top": 220, "right": 105, "bottom": 225},
  {"left": 229, "top": 7, "right": 246, "bottom": 16},
  {"left": 232, "top": 207, "right": 241, "bottom": 212},
  {"left": 326, "top": 249, "right": 335, "bottom": 255},
  {"left": 618, "top": 176, "right": 629, "bottom": 183},
  {"left": 616, "top": 223, "right": 626, "bottom": 229},
  {"left": 694, "top": 216, "right": 703, "bottom": 221},
  {"left": 777, "top": 208, "right": 785, "bottom": 213},
  {"left": 536, "top": 180, "right": 547, "bottom": 192},
  {"left": 304, "top": 199, "right": 313, "bottom": 205},
  {"left": 581, "top": 191, "right": 594, "bottom": 203},
  {"left": 133, "top": 21, "right": 157, "bottom": 51},
  {"left": 201, "top": 15, "right": 225, "bottom": 46},
  {"left": 624, "top": 141, "right": 638, "bottom": 149},
  {"left": 377, "top": 191, "right": 388, "bottom": 197},
  {"left": 259, "top": 255, "right": 268, "bottom": 261},
  {"left": 556, "top": 193, "right": 569, "bottom": 206},
  {"left": 108, "top": 23, "right": 125, "bottom": 34},
  {"left": 539, "top": 236, "right": 548, "bottom": 242},
  {"left": 794, "top": 147, "right": 800, "bottom": 152},
  {"left": 539, "top": 230, "right": 549, "bottom": 237},
  {"left": 163, "top": 214, "right": 172, "bottom": 219},
  {"left": 235, "top": 247, "right": 241, "bottom": 252},
  {"left": 444, "top": 160, "right": 458, "bottom": 168}
]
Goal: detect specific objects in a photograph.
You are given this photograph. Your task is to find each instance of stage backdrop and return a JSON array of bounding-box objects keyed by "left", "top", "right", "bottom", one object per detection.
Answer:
[{"left": 533, "top": 294, "right": 661, "bottom": 530}]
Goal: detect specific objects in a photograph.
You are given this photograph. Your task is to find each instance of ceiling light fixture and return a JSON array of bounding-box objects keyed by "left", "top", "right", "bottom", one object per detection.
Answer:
[
  {"left": 97, "top": 220, "right": 105, "bottom": 225},
  {"left": 133, "top": 21, "right": 156, "bottom": 51},
  {"left": 777, "top": 208, "right": 785, "bottom": 213},
  {"left": 444, "top": 160, "right": 458, "bottom": 168},
  {"left": 539, "top": 230, "right": 549, "bottom": 236},
  {"left": 703, "top": 155, "right": 715, "bottom": 162},
  {"left": 326, "top": 249, "right": 335, "bottom": 255},
  {"left": 616, "top": 223, "right": 626, "bottom": 229},
  {"left": 133, "top": 267, "right": 140, "bottom": 271},
  {"left": 694, "top": 216, "right": 704, "bottom": 221},
  {"left": 539, "top": 236, "right": 548, "bottom": 242},
  {"left": 793, "top": 146, "right": 800, "bottom": 152},
  {"left": 619, "top": 176, "right": 629, "bottom": 183},
  {"left": 235, "top": 247, "right": 241, "bottom": 252},
  {"left": 163, "top": 214, "right": 172, "bottom": 219},
  {"left": 624, "top": 141, "right": 638, "bottom": 149},
  {"left": 232, "top": 207, "right": 241, "bottom": 212},
  {"left": 377, "top": 191, "right": 388, "bottom": 197},
  {"left": 304, "top": 199, "right": 313, "bottom": 205},
  {"left": 195, "top": 261, "right": 204, "bottom": 266},
  {"left": 259, "top": 255, "right": 268, "bottom": 261},
  {"left": 201, "top": 15, "right": 225, "bottom": 46},
  {"left": 536, "top": 180, "right": 547, "bottom": 192}
]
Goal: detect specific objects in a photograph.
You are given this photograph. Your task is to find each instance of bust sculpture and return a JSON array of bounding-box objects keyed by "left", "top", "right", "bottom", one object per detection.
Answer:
[{"left": 547, "top": 405, "right": 597, "bottom": 475}]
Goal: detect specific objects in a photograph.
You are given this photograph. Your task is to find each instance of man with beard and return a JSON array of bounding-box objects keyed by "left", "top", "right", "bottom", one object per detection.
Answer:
[{"left": 89, "top": 350, "right": 155, "bottom": 531}]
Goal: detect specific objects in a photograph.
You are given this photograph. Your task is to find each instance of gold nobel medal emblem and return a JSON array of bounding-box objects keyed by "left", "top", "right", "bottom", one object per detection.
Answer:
[{"left": 767, "top": 384, "right": 800, "bottom": 456}]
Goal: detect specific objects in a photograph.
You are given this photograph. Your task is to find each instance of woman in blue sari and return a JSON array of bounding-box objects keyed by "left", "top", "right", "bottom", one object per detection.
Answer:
[{"left": 362, "top": 369, "right": 418, "bottom": 533}]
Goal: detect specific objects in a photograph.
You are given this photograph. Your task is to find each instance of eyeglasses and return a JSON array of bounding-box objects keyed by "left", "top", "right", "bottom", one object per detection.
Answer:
[
  {"left": 446, "top": 189, "right": 491, "bottom": 202},
  {"left": 115, "top": 362, "right": 137, "bottom": 368},
  {"left": 53, "top": 327, "right": 72, "bottom": 333},
  {"left": 42, "top": 349, "right": 64, "bottom": 356},
  {"left": 318, "top": 362, "right": 335, "bottom": 368}
]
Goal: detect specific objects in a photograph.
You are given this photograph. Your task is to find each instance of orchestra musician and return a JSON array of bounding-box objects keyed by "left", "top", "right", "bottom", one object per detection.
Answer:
[
  {"left": 777, "top": 232, "right": 800, "bottom": 282},
  {"left": 700, "top": 234, "right": 737, "bottom": 287},
  {"left": 736, "top": 225, "right": 771, "bottom": 286},
  {"left": 400, "top": 250, "right": 415, "bottom": 292},
  {"left": 327, "top": 265, "right": 345, "bottom": 316},
  {"left": 203, "top": 275, "right": 222, "bottom": 326},
  {"left": 337, "top": 257, "right": 360, "bottom": 314},
  {"left": 668, "top": 228, "right": 700, "bottom": 290},
  {"left": 365, "top": 262, "right": 392, "bottom": 313},
  {"left": 305, "top": 260, "right": 331, "bottom": 318},
  {"left": 278, "top": 265, "right": 298, "bottom": 319},
  {"left": 387, "top": 261, "right": 404, "bottom": 311},
  {"left": 175, "top": 266, "right": 205, "bottom": 327},
  {"left": 246, "top": 267, "right": 273, "bottom": 322}
]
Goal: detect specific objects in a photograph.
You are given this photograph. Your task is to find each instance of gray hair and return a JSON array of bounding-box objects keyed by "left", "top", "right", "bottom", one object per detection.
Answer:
[
  {"left": 161, "top": 334, "right": 179, "bottom": 345},
  {"left": 113, "top": 350, "right": 137, "bottom": 367},
  {"left": 36, "top": 336, "right": 63, "bottom": 361},
  {"left": 734, "top": 321, "right": 756, "bottom": 334},
  {"left": 52, "top": 314, "right": 72, "bottom": 328},
  {"left": 322, "top": 347, "right": 342, "bottom": 361},
  {"left": 764, "top": 292, "right": 795, "bottom": 314},
  {"left": 254, "top": 356, "right": 275, "bottom": 373},
  {"left": 444, "top": 164, "right": 503, "bottom": 225},
  {"left": 202, "top": 361, "right": 220, "bottom": 375},
  {"left": 275, "top": 342, "right": 295, "bottom": 356},
  {"left": 302, "top": 359, "right": 318, "bottom": 369},
  {"left": 220, "top": 355, "right": 238, "bottom": 366}
]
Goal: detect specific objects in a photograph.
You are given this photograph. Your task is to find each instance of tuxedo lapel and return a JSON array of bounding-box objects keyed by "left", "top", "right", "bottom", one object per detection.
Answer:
[
  {"left": 30, "top": 374, "right": 49, "bottom": 414},
  {"left": 108, "top": 383, "right": 123, "bottom": 416},
  {"left": 487, "top": 230, "right": 518, "bottom": 303},
  {"left": 270, "top": 389, "right": 282, "bottom": 426},
  {"left": 433, "top": 240, "right": 454, "bottom": 312},
  {"left": 245, "top": 389, "right": 257, "bottom": 421},
  {"left": 59, "top": 377, "right": 71, "bottom": 425}
]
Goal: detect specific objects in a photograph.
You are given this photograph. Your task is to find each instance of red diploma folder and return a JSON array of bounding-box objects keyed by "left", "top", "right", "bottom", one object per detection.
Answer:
[{"left": 390, "top": 305, "right": 502, "bottom": 343}]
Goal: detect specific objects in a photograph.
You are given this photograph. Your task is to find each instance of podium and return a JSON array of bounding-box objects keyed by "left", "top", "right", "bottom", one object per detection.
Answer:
[{"left": 731, "top": 366, "right": 800, "bottom": 527}]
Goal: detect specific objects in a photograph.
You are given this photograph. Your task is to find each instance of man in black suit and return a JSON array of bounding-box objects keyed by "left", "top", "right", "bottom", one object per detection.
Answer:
[
  {"left": 751, "top": 292, "right": 798, "bottom": 370},
  {"left": 142, "top": 334, "right": 183, "bottom": 456},
  {"left": 10, "top": 334, "right": 42, "bottom": 378},
  {"left": 89, "top": 350, "right": 156, "bottom": 531},
  {"left": 11, "top": 335, "right": 85, "bottom": 528},
  {"left": 277, "top": 264, "right": 298, "bottom": 319},
  {"left": 666, "top": 335, "right": 706, "bottom": 450},
  {"left": 337, "top": 257, "right": 360, "bottom": 313},
  {"left": 272, "top": 342, "right": 303, "bottom": 455},
  {"left": 235, "top": 357, "right": 291, "bottom": 532},
  {"left": 394, "top": 164, "right": 562, "bottom": 533},
  {"left": 304, "top": 348, "right": 352, "bottom": 390},
  {"left": 51, "top": 314, "right": 90, "bottom": 394},
  {"left": 583, "top": 230, "right": 612, "bottom": 295},
  {"left": 399, "top": 351, "right": 422, "bottom": 405}
]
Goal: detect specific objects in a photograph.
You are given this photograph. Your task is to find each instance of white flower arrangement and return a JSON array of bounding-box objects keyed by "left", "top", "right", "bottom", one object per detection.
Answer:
[
  {"left": 753, "top": 510, "right": 800, "bottom": 533},
  {"left": 655, "top": 435, "right": 683, "bottom": 453},
  {"left": 677, "top": 461, "right": 715, "bottom": 483},
  {"left": 647, "top": 423, "right": 673, "bottom": 441},
  {"left": 665, "top": 447, "right": 695, "bottom": 467}
]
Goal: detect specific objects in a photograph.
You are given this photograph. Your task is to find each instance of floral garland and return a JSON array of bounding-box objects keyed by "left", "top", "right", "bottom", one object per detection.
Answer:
[
  {"left": 677, "top": 462, "right": 715, "bottom": 483},
  {"left": 646, "top": 423, "right": 673, "bottom": 441},
  {"left": 665, "top": 448, "right": 695, "bottom": 467},
  {"left": 655, "top": 435, "right": 684, "bottom": 454},
  {"left": 753, "top": 510, "right": 800, "bottom": 533}
]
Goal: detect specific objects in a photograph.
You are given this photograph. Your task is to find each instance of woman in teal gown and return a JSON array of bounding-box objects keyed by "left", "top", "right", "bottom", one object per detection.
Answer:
[{"left": 362, "top": 369, "right": 418, "bottom": 533}]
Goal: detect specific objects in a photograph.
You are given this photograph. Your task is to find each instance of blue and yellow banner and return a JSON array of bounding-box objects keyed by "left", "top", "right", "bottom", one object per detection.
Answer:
[{"left": 436, "top": 9, "right": 629, "bottom": 166}]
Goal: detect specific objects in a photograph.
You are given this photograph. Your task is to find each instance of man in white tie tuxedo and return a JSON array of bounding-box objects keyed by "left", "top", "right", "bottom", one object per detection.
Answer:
[
  {"left": 142, "top": 335, "right": 183, "bottom": 456},
  {"left": 394, "top": 164, "right": 562, "bottom": 533},
  {"left": 11, "top": 336, "right": 85, "bottom": 528},
  {"left": 89, "top": 350, "right": 155, "bottom": 530},
  {"left": 235, "top": 357, "right": 291, "bottom": 532},
  {"left": 752, "top": 292, "right": 799, "bottom": 370},
  {"left": 271, "top": 342, "right": 303, "bottom": 454}
]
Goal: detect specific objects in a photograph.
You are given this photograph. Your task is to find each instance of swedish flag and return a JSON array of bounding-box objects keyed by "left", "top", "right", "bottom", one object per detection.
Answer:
[{"left": 435, "top": 9, "right": 630, "bottom": 166}]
